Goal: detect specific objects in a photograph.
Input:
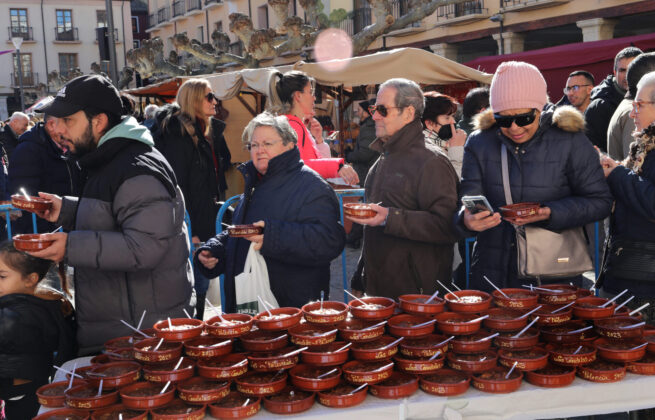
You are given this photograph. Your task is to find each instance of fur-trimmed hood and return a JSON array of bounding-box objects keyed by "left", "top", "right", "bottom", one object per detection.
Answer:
[{"left": 473, "top": 105, "right": 585, "bottom": 134}]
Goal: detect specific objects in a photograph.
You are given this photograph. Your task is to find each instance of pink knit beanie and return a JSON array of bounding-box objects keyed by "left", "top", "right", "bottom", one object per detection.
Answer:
[{"left": 490, "top": 61, "right": 548, "bottom": 113}]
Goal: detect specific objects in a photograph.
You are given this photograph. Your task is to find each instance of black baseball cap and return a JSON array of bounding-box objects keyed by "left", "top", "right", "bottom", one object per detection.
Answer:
[{"left": 41, "top": 74, "right": 123, "bottom": 118}]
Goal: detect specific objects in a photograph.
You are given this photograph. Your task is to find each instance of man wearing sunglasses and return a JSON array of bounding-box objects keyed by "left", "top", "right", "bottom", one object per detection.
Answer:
[{"left": 347, "top": 78, "right": 460, "bottom": 300}]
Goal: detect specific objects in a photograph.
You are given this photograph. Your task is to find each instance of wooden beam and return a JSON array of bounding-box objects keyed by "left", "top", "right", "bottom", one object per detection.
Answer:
[{"left": 236, "top": 93, "right": 257, "bottom": 117}]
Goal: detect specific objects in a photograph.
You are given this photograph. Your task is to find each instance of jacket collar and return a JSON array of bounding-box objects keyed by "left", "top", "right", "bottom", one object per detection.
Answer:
[
  {"left": 370, "top": 120, "right": 424, "bottom": 154},
  {"left": 239, "top": 146, "right": 303, "bottom": 189}
]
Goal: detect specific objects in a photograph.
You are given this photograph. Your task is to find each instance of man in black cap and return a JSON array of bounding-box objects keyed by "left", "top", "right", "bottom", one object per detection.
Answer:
[{"left": 29, "top": 74, "right": 194, "bottom": 355}]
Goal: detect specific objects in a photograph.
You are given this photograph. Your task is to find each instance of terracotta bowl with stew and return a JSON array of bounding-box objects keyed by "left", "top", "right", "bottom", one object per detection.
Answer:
[
  {"left": 183, "top": 336, "right": 232, "bottom": 359},
  {"left": 483, "top": 308, "right": 528, "bottom": 332},
  {"left": 11, "top": 194, "right": 52, "bottom": 212},
  {"left": 492, "top": 288, "right": 539, "bottom": 310},
  {"left": 525, "top": 364, "right": 576, "bottom": 388},
  {"left": 594, "top": 338, "right": 647, "bottom": 363},
  {"left": 37, "top": 379, "right": 87, "bottom": 408},
  {"left": 393, "top": 353, "right": 445, "bottom": 375},
  {"left": 398, "top": 294, "right": 446, "bottom": 316},
  {"left": 370, "top": 371, "right": 419, "bottom": 399},
  {"left": 227, "top": 224, "right": 263, "bottom": 237},
  {"left": 348, "top": 297, "right": 396, "bottom": 321},
  {"left": 239, "top": 330, "right": 289, "bottom": 352},
  {"left": 150, "top": 399, "right": 206, "bottom": 420},
  {"left": 33, "top": 408, "right": 90, "bottom": 420},
  {"left": 499, "top": 202, "right": 540, "bottom": 218},
  {"left": 119, "top": 381, "right": 176, "bottom": 410},
  {"left": 573, "top": 297, "right": 617, "bottom": 320},
  {"left": 342, "top": 360, "right": 394, "bottom": 385},
  {"left": 235, "top": 371, "right": 288, "bottom": 397},
  {"left": 471, "top": 367, "right": 523, "bottom": 393},
  {"left": 300, "top": 341, "right": 350, "bottom": 366},
  {"left": 450, "top": 331, "right": 495, "bottom": 354},
  {"left": 350, "top": 335, "right": 401, "bottom": 361},
  {"left": 343, "top": 203, "right": 377, "bottom": 218},
  {"left": 13, "top": 233, "right": 55, "bottom": 252},
  {"left": 627, "top": 353, "right": 655, "bottom": 375},
  {"left": 208, "top": 391, "right": 261, "bottom": 419},
  {"left": 90, "top": 403, "right": 148, "bottom": 420},
  {"left": 317, "top": 382, "right": 368, "bottom": 408},
  {"left": 534, "top": 284, "right": 578, "bottom": 305},
  {"left": 205, "top": 313, "right": 254, "bottom": 338},
  {"left": 547, "top": 344, "right": 597, "bottom": 366},
  {"left": 435, "top": 312, "right": 484, "bottom": 335},
  {"left": 419, "top": 368, "right": 470, "bottom": 396},
  {"left": 196, "top": 353, "right": 248, "bottom": 380},
  {"left": 302, "top": 301, "right": 349, "bottom": 324},
  {"left": 247, "top": 346, "right": 300, "bottom": 372},
  {"left": 577, "top": 360, "right": 626, "bottom": 383},
  {"left": 400, "top": 334, "right": 450, "bottom": 358},
  {"left": 254, "top": 307, "right": 302, "bottom": 331},
  {"left": 594, "top": 316, "right": 645, "bottom": 340},
  {"left": 444, "top": 290, "right": 491, "bottom": 313},
  {"left": 142, "top": 358, "right": 195, "bottom": 383},
  {"left": 263, "top": 386, "right": 315, "bottom": 415},
  {"left": 289, "top": 364, "right": 342, "bottom": 391},
  {"left": 153, "top": 318, "right": 204, "bottom": 341},
  {"left": 64, "top": 383, "right": 119, "bottom": 410},
  {"left": 133, "top": 338, "right": 183, "bottom": 364},
  {"left": 177, "top": 377, "right": 230, "bottom": 405},
  {"left": 498, "top": 347, "right": 549, "bottom": 371},
  {"left": 447, "top": 350, "right": 498, "bottom": 373},
  {"left": 494, "top": 328, "right": 540, "bottom": 350},
  {"left": 288, "top": 323, "right": 338, "bottom": 347},
  {"left": 337, "top": 317, "right": 386, "bottom": 342},
  {"left": 85, "top": 361, "right": 141, "bottom": 389}
]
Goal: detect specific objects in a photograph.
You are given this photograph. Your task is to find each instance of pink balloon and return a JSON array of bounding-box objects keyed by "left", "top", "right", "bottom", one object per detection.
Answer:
[{"left": 314, "top": 29, "right": 353, "bottom": 72}]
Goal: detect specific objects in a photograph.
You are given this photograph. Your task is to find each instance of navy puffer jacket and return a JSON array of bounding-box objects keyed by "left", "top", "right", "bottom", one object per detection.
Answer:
[
  {"left": 456, "top": 106, "right": 612, "bottom": 291},
  {"left": 195, "top": 146, "right": 345, "bottom": 313}
]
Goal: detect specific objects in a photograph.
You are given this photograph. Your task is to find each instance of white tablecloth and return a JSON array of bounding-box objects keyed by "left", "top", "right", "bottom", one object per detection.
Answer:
[{"left": 41, "top": 357, "right": 655, "bottom": 419}]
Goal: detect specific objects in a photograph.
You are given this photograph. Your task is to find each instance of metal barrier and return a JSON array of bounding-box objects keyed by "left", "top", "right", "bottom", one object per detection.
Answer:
[
  {"left": 215, "top": 195, "right": 241, "bottom": 309},
  {"left": 335, "top": 189, "right": 365, "bottom": 302},
  {"left": 0, "top": 204, "right": 38, "bottom": 238}
]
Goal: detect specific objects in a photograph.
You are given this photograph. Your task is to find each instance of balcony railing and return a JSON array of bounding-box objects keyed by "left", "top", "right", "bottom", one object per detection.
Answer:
[
  {"left": 172, "top": 0, "right": 185, "bottom": 17},
  {"left": 8, "top": 26, "right": 33, "bottom": 41},
  {"left": 157, "top": 7, "right": 170, "bottom": 24},
  {"left": 148, "top": 14, "right": 156, "bottom": 28},
  {"left": 436, "top": 0, "right": 486, "bottom": 20},
  {"left": 204, "top": 0, "right": 223, "bottom": 5},
  {"left": 501, "top": 0, "right": 570, "bottom": 10},
  {"left": 187, "top": 0, "right": 202, "bottom": 12},
  {"left": 354, "top": 7, "right": 372, "bottom": 33},
  {"left": 54, "top": 27, "right": 79, "bottom": 41},
  {"left": 390, "top": 0, "right": 420, "bottom": 28},
  {"left": 11, "top": 72, "right": 38, "bottom": 87}
]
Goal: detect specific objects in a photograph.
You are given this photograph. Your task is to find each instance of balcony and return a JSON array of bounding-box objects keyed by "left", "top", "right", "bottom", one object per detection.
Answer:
[
  {"left": 500, "top": 0, "right": 571, "bottom": 13},
  {"left": 148, "top": 14, "right": 156, "bottom": 29},
  {"left": 96, "top": 28, "right": 120, "bottom": 43},
  {"left": 204, "top": 0, "right": 223, "bottom": 8},
  {"left": 172, "top": 0, "right": 185, "bottom": 18},
  {"left": 187, "top": 0, "right": 202, "bottom": 14},
  {"left": 8, "top": 26, "right": 34, "bottom": 42},
  {"left": 11, "top": 72, "right": 39, "bottom": 87},
  {"left": 157, "top": 7, "right": 171, "bottom": 24},
  {"left": 434, "top": 0, "right": 489, "bottom": 26},
  {"left": 390, "top": 0, "right": 421, "bottom": 29},
  {"left": 54, "top": 27, "right": 79, "bottom": 42}
]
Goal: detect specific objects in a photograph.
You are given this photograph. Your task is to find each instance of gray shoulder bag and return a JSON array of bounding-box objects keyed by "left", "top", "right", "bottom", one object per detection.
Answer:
[{"left": 500, "top": 143, "right": 593, "bottom": 280}]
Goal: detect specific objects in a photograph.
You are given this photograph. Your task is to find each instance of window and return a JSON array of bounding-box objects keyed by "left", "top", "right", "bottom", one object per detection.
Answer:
[
  {"left": 257, "top": 5, "right": 268, "bottom": 29},
  {"left": 59, "top": 53, "right": 78, "bottom": 77},
  {"left": 96, "top": 10, "right": 107, "bottom": 27},
  {"left": 56, "top": 10, "right": 75, "bottom": 40},
  {"left": 197, "top": 26, "right": 204, "bottom": 43},
  {"left": 133, "top": 40, "right": 141, "bottom": 49},
  {"left": 12, "top": 52, "right": 32, "bottom": 85},
  {"left": 132, "top": 16, "right": 139, "bottom": 33},
  {"left": 10, "top": 9, "right": 29, "bottom": 38}
]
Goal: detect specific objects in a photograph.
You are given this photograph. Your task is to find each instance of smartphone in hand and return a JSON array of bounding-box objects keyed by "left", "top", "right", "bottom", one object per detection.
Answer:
[{"left": 462, "top": 195, "right": 494, "bottom": 214}]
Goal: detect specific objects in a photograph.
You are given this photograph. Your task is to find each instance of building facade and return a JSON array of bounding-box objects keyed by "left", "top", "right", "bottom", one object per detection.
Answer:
[{"left": 0, "top": 0, "right": 133, "bottom": 118}]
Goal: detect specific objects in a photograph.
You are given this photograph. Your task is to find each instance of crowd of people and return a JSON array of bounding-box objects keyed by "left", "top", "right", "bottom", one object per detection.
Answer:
[{"left": 1, "top": 45, "right": 654, "bottom": 418}]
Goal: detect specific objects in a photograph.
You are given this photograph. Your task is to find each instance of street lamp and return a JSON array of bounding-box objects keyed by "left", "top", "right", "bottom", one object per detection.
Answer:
[
  {"left": 490, "top": 13, "right": 504, "bottom": 55},
  {"left": 11, "top": 36, "right": 24, "bottom": 111}
]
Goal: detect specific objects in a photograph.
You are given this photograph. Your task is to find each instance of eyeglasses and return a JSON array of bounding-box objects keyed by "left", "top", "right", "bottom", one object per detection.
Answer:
[
  {"left": 493, "top": 109, "right": 538, "bottom": 128},
  {"left": 563, "top": 84, "right": 591, "bottom": 94},
  {"left": 632, "top": 100, "right": 655, "bottom": 114},
  {"left": 205, "top": 92, "right": 217, "bottom": 102},
  {"left": 368, "top": 104, "right": 403, "bottom": 118},
  {"left": 246, "top": 140, "right": 282, "bottom": 151}
]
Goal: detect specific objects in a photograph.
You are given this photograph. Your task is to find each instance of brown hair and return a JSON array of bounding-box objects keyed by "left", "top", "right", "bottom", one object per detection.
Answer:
[
  {"left": 0, "top": 240, "right": 64, "bottom": 293},
  {"left": 175, "top": 78, "right": 212, "bottom": 145}
]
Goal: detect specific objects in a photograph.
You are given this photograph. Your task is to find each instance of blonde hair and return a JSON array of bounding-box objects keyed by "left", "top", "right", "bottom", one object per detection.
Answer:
[{"left": 175, "top": 78, "right": 212, "bottom": 145}]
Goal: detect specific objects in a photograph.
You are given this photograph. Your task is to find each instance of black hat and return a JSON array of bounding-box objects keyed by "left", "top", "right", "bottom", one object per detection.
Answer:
[
  {"left": 358, "top": 100, "right": 370, "bottom": 114},
  {"left": 41, "top": 74, "right": 123, "bottom": 118}
]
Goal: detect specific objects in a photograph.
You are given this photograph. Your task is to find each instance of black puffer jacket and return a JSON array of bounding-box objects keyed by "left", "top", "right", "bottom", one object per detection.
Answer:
[
  {"left": 584, "top": 75, "right": 626, "bottom": 152},
  {"left": 456, "top": 106, "right": 613, "bottom": 291},
  {"left": 152, "top": 105, "right": 220, "bottom": 242},
  {"left": 0, "top": 125, "right": 19, "bottom": 160}
]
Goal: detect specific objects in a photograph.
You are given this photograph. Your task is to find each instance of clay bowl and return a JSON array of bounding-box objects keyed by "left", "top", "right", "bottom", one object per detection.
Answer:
[
  {"left": 494, "top": 328, "right": 540, "bottom": 350},
  {"left": 131, "top": 328, "right": 157, "bottom": 341},
  {"left": 450, "top": 331, "right": 495, "bottom": 354},
  {"left": 351, "top": 336, "right": 402, "bottom": 361},
  {"left": 627, "top": 353, "right": 655, "bottom": 375},
  {"left": 573, "top": 297, "right": 617, "bottom": 320},
  {"left": 348, "top": 296, "right": 396, "bottom": 321},
  {"left": 302, "top": 301, "right": 349, "bottom": 324},
  {"left": 387, "top": 314, "right": 435, "bottom": 337},
  {"left": 153, "top": 318, "right": 204, "bottom": 341},
  {"left": 435, "top": 312, "right": 484, "bottom": 335},
  {"left": 419, "top": 368, "right": 470, "bottom": 396},
  {"left": 471, "top": 367, "right": 523, "bottom": 393},
  {"left": 300, "top": 341, "right": 350, "bottom": 366},
  {"left": 577, "top": 360, "right": 626, "bottom": 383},
  {"left": 90, "top": 404, "right": 148, "bottom": 420},
  {"left": 594, "top": 338, "right": 647, "bottom": 363},
  {"left": 65, "top": 365, "right": 96, "bottom": 382},
  {"left": 394, "top": 353, "right": 445, "bottom": 375},
  {"left": 499, "top": 202, "right": 540, "bottom": 218},
  {"left": 343, "top": 202, "right": 377, "bottom": 218},
  {"left": 498, "top": 347, "right": 549, "bottom": 371},
  {"left": 150, "top": 399, "right": 206, "bottom": 419},
  {"left": 33, "top": 408, "right": 90, "bottom": 420},
  {"left": 525, "top": 364, "right": 576, "bottom": 388},
  {"left": 235, "top": 371, "right": 288, "bottom": 397},
  {"left": 85, "top": 361, "right": 141, "bottom": 389},
  {"left": 254, "top": 307, "right": 302, "bottom": 331},
  {"left": 370, "top": 371, "right": 419, "bottom": 399},
  {"left": 196, "top": 353, "right": 249, "bottom": 380},
  {"left": 483, "top": 308, "right": 529, "bottom": 331},
  {"left": 205, "top": 313, "right": 254, "bottom": 338},
  {"left": 531, "top": 304, "right": 573, "bottom": 326},
  {"left": 342, "top": 360, "right": 394, "bottom": 385},
  {"left": 133, "top": 338, "right": 183, "bottom": 364},
  {"left": 227, "top": 224, "right": 263, "bottom": 237},
  {"left": 65, "top": 383, "right": 119, "bottom": 410},
  {"left": 106, "top": 348, "right": 135, "bottom": 363},
  {"left": 183, "top": 336, "right": 233, "bottom": 359},
  {"left": 239, "top": 330, "right": 289, "bottom": 352},
  {"left": 289, "top": 364, "right": 341, "bottom": 391},
  {"left": 577, "top": 288, "right": 593, "bottom": 298},
  {"left": 11, "top": 194, "right": 53, "bottom": 212},
  {"left": 492, "top": 288, "right": 539, "bottom": 310},
  {"left": 548, "top": 344, "right": 597, "bottom": 366},
  {"left": 13, "top": 233, "right": 55, "bottom": 252},
  {"left": 177, "top": 377, "right": 230, "bottom": 405},
  {"left": 119, "top": 381, "right": 176, "bottom": 410},
  {"left": 595, "top": 316, "right": 645, "bottom": 340},
  {"left": 247, "top": 346, "right": 300, "bottom": 372},
  {"left": 447, "top": 350, "right": 498, "bottom": 373},
  {"left": 398, "top": 294, "right": 446, "bottom": 316},
  {"left": 208, "top": 391, "right": 261, "bottom": 419},
  {"left": 90, "top": 354, "right": 111, "bottom": 365},
  {"left": 37, "top": 379, "right": 87, "bottom": 408},
  {"left": 104, "top": 335, "right": 136, "bottom": 352},
  {"left": 614, "top": 307, "right": 645, "bottom": 320},
  {"left": 534, "top": 284, "right": 578, "bottom": 305},
  {"left": 337, "top": 317, "right": 386, "bottom": 342},
  {"left": 288, "top": 324, "right": 338, "bottom": 347},
  {"left": 444, "top": 290, "right": 491, "bottom": 313},
  {"left": 644, "top": 330, "right": 655, "bottom": 353},
  {"left": 540, "top": 320, "right": 592, "bottom": 345},
  {"left": 263, "top": 386, "right": 315, "bottom": 415},
  {"left": 400, "top": 334, "right": 451, "bottom": 358},
  {"left": 142, "top": 358, "right": 195, "bottom": 383},
  {"left": 317, "top": 382, "right": 368, "bottom": 408}
]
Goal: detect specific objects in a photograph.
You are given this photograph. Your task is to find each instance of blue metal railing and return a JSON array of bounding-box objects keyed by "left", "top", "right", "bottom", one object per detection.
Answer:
[
  {"left": 215, "top": 195, "right": 241, "bottom": 309},
  {"left": 0, "top": 204, "right": 38, "bottom": 238},
  {"left": 336, "top": 189, "right": 365, "bottom": 302}
]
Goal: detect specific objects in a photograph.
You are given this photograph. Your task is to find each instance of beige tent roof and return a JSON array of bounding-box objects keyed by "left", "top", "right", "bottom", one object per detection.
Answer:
[{"left": 294, "top": 47, "right": 492, "bottom": 87}]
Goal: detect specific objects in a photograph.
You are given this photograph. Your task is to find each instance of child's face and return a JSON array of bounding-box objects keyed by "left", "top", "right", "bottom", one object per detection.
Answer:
[{"left": 0, "top": 258, "right": 34, "bottom": 296}]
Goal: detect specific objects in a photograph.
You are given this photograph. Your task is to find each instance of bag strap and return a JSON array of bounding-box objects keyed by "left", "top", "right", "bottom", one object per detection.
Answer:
[
  {"left": 287, "top": 118, "right": 307, "bottom": 148},
  {"left": 500, "top": 143, "right": 513, "bottom": 205}
]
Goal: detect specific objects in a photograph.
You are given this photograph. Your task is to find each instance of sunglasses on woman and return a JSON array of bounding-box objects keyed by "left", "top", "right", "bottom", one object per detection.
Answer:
[
  {"left": 368, "top": 104, "right": 403, "bottom": 118},
  {"left": 205, "top": 92, "right": 217, "bottom": 102},
  {"left": 493, "top": 109, "right": 537, "bottom": 128}
]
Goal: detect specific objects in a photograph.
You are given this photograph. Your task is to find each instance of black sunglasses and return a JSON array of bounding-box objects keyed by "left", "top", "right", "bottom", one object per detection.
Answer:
[
  {"left": 493, "top": 109, "right": 537, "bottom": 128},
  {"left": 205, "top": 92, "right": 217, "bottom": 102},
  {"left": 368, "top": 104, "right": 403, "bottom": 118}
]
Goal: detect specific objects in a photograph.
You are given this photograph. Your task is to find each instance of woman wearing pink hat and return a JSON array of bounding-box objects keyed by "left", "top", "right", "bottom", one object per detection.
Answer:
[{"left": 455, "top": 61, "right": 612, "bottom": 291}]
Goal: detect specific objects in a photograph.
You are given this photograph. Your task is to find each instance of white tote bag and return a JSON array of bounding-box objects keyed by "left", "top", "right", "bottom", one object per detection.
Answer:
[{"left": 235, "top": 243, "right": 279, "bottom": 315}]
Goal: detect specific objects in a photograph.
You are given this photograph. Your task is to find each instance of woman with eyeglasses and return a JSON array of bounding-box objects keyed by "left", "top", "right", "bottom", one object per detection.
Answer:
[
  {"left": 151, "top": 78, "right": 223, "bottom": 319},
  {"left": 269, "top": 70, "right": 359, "bottom": 185},
  {"left": 422, "top": 92, "right": 468, "bottom": 177},
  {"left": 456, "top": 61, "right": 612, "bottom": 291},
  {"left": 194, "top": 112, "right": 345, "bottom": 312}
]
